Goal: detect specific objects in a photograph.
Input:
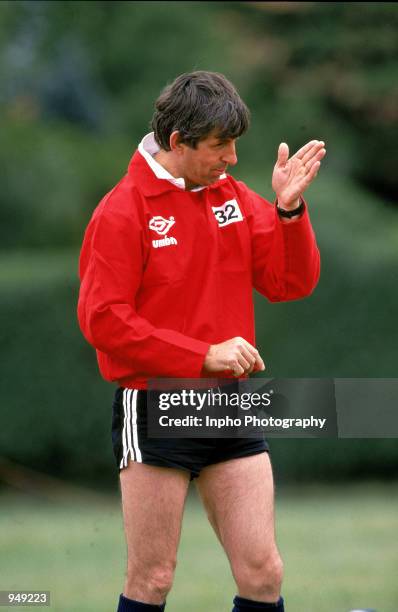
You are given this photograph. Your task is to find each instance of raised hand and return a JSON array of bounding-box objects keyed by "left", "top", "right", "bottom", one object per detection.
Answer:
[{"left": 272, "top": 140, "right": 326, "bottom": 209}]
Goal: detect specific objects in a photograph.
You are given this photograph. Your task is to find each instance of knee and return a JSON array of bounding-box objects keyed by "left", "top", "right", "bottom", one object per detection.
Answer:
[
  {"left": 145, "top": 566, "right": 175, "bottom": 600},
  {"left": 234, "top": 552, "right": 284, "bottom": 601},
  {"left": 126, "top": 561, "right": 176, "bottom": 602}
]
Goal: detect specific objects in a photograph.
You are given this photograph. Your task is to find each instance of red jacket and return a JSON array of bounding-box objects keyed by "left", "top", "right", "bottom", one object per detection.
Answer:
[{"left": 77, "top": 149, "right": 320, "bottom": 389}]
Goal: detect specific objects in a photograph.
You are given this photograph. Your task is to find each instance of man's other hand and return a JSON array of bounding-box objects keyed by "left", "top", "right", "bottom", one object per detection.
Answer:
[{"left": 203, "top": 337, "right": 265, "bottom": 377}]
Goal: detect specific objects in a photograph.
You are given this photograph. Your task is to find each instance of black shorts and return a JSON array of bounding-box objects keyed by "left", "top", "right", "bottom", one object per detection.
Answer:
[{"left": 111, "top": 386, "right": 269, "bottom": 480}]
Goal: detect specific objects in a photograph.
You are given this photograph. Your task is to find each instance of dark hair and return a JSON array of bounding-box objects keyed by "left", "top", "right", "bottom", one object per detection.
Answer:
[{"left": 151, "top": 71, "right": 250, "bottom": 150}]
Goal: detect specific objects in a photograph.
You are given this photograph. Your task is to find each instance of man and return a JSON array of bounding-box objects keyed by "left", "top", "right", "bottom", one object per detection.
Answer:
[{"left": 77, "top": 71, "right": 325, "bottom": 612}]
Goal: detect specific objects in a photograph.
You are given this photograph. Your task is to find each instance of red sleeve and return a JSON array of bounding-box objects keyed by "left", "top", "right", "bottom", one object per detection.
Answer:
[
  {"left": 238, "top": 183, "right": 320, "bottom": 301},
  {"left": 77, "top": 191, "right": 210, "bottom": 379}
]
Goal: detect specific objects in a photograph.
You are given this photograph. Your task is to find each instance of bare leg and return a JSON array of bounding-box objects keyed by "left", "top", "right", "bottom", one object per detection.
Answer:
[
  {"left": 195, "top": 452, "right": 283, "bottom": 602},
  {"left": 120, "top": 461, "right": 190, "bottom": 605}
]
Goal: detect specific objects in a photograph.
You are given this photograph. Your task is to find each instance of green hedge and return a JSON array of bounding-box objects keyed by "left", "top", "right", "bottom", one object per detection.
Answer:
[{"left": 0, "top": 252, "right": 116, "bottom": 487}]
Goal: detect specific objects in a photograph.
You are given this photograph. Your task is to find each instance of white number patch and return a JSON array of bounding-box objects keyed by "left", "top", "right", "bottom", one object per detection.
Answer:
[{"left": 212, "top": 199, "right": 243, "bottom": 227}]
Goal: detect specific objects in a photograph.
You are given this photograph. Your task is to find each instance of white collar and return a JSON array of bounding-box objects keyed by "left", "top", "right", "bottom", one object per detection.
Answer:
[{"left": 138, "top": 132, "right": 226, "bottom": 192}]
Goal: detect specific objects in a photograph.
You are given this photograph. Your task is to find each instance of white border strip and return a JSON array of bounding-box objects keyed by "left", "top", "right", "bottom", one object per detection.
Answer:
[
  {"left": 131, "top": 389, "right": 142, "bottom": 463},
  {"left": 126, "top": 389, "right": 135, "bottom": 464},
  {"left": 119, "top": 389, "right": 128, "bottom": 469}
]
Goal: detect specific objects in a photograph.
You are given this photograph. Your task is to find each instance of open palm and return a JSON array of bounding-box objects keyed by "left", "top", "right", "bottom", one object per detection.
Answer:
[{"left": 272, "top": 140, "right": 326, "bottom": 209}]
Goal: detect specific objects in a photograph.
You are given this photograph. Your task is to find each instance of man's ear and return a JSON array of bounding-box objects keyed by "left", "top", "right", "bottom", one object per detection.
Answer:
[{"left": 169, "top": 131, "right": 184, "bottom": 153}]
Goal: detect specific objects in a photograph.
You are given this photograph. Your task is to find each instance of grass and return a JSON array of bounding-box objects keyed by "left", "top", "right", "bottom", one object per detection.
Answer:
[{"left": 1, "top": 482, "right": 398, "bottom": 612}]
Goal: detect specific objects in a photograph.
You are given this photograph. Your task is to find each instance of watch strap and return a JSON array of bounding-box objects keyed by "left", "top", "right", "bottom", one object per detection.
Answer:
[{"left": 276, "top": 198, "right": 305, "bottom": 218}]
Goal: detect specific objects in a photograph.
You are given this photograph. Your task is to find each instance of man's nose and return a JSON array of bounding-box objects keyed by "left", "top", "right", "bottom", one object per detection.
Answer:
[{"left": 222, "top": 142, "right": 238, "bottom": 166}]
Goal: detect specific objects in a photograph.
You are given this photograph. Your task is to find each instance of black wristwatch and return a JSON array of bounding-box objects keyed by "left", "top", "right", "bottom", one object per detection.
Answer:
[{"left": 276, "top": 198, "right": 304, "bottom": 219}]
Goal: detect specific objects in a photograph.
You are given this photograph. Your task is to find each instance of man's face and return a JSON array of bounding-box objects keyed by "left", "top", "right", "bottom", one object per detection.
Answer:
[{"left": 178, "top": 131, "right": 238, "bottom": 190}]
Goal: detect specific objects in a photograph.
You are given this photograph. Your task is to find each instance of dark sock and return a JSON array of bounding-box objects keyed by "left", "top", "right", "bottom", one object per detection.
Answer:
[
  {"left": 232, "top": 595, "right": 284, "bottom": 611},
  {"left": 117, "top": 593, "right": 166, "bottom": 611}
]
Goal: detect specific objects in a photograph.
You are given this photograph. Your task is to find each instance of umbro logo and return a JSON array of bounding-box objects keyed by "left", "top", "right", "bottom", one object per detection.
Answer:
[
  {"left": 149, "top": 215, "right": 178, "bottom": 249},
  {"left": 149, "top": 215, "right": 175, "bottom": 236}
]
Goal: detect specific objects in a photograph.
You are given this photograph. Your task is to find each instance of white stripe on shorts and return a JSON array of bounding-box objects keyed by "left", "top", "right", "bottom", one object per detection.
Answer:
[
  {"left": 120, "top": 388, "right": 130, "bottom": 469},
  {"left": 119, "top": 389, "right": 141, "bottom": 468},
  {"left": 131, "top": 389, "right": 142, "bottom": 463},
  {"left": 126, "top": 389, "right": 135, "bottom": 464}
]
